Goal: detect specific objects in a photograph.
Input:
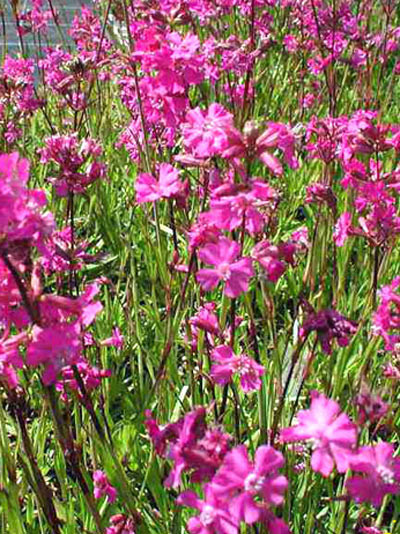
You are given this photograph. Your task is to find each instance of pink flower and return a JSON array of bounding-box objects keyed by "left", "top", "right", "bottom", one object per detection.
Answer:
[
  {"left": 196, "top": 238, "right": 254, "bottom": 298},
  {"left": 39, "top": 282, "right": 102, "bottom": 328},
  {"left": 221, "top": 121, "right": 299, "bottom": 176},
  {"left": 280, "top": 391, "right": 357, "bottom": 477},
  {"left": 19, "top": 0, "right": 53, "bottom": 35},
  {"left": 206, "top": 180, "right": 276, "bottom": 236},
  {"left": 188, "top": 429, "right": 232, "bottom": 483},
  {"left": 346, "top": 442, "right": 400, "bottom": 507},
  {"left": 372, "top": 277, "right": 400, "bottom": 351},
  {"left": 210, "top": 345, "right": 265, "bottom": 393},
  {"left": 0, "top": 152, "right": 54, "bottom": 249},
  {"left": 255, "top": 122, "right": 299, "bottom": 175},
  {"left": 101, "top": 327, "right": 124, "bottom": 349},
  {"left": 342, "top": 112, "right": 392, "bottom": 159},
  {"left": 182, "top": 103, "right": 236, "bottom": 158},
  {"left": 163, "top": 407, "right": 208, "bottom": 488},
  {"left": 106, "top": 514, "right": 137, "bottom": 534},
  {"left": 306, "top": 183, "right": 337, "bottom": 211},
  {"left": 146, "top": 407, "right": 231, "bottom": 488},
  {"left": 333, "top": 212, "right": 353, "bottom": 246},
  {"left": 305, "top": 116, "right": 348, "bottom": 164},
  {"left": 354, "top": 387, "right": 388, "bottom": 425},
  {"left": 55, "top": 360, "right": 111, "bottom": 402},
  {"left": 135, "top": 163, "right": 185, "bottom": 203},
  {"left": 93, "top": 470, "right": 117, "bottom": 503},
  {"left": 291, "top": 227, "right": 309, "bottom": 248},
  {"left": 187, "top": 213, "right": 221, "bottom": 250},
  {"left": 259, "top": 510, "right": 291, "bottom": 534},
  {"left": 252, "top": 242, "right": 287, "bottom": 283},
  {"left": 26, "top": 323, "right": 82, "bottom": 385},
  {"left": 40, "top": 226, "right": 90, "bottom": 274},
  {"left": 283, "top": 34, "right": 299, "bottom": 53},
  {"left": 144, "top": 410, "right": 183, "bottom": 457},
  {"left": 40, "top": 135, "right": 105, "bottom": 196},
  {"left": 211, "top": 445, "right": 288, "bottom": 524},
  {"left": 178, "top": 484, "right": 239, "bottom": 534},
  {"left": 188, "top": 303, "right": 222, "bottom": 350},
  {"left": 0, "top": 332, "right": 26, "bottom": 389},
  {"left": 252, "top": 239, "right": 302, "bottom": 283}
]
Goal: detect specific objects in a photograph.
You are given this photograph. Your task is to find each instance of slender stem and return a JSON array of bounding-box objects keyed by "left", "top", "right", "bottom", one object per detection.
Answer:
[
  {"left": 11, "top": 392, "right": 62, "bottom": 533},
  {"left": 169, "top": 200, "right": 179, "bottom": 253},
  {"left": 122, "top": 0, "right": 152, "bottom": 172},
  {"left": 270, "top": 337, "right": 307, "bottom": 444},
  {"left": 372, "top": 246, "right": 380, "bottom": 308},
  {"left": 229, "top": 298, "right": 236, "bottom": 347}
]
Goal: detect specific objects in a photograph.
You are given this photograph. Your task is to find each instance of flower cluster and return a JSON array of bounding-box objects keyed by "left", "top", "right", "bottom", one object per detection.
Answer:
[
  {"left": 1, "top": 0, "right": 400, "bottom": 531},
  {"left": 40, "top": 135, "right": 106, "bottom": 196},
  {"left": 282, "top": 391, "right": 400, "bottom": 507},
  {"left": 373, "top": 277, "right": 400, "bottom": 351},
  {"left": 93, "top": 470, "right": 117, "bottom": 503},
  {"left": 146, "top": 407, "right": 289, "bottom": 533}
]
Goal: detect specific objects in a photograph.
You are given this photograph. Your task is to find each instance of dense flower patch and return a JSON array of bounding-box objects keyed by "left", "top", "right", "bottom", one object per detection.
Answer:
[{"left": 0, "top": 0, "right": 400, "bottom": 533}]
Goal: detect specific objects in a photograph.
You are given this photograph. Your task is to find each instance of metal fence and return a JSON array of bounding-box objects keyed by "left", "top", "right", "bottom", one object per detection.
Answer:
[{"left": 1, "top": 0, "right": 91, "bottom": 56}]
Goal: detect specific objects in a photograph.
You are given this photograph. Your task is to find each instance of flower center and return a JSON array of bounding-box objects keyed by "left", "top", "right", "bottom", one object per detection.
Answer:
[
  {"left": 377, "top": 464, "right": 395, "bottom": 484},
  {"left": 236, "top": 357, "right": 251, "bottom": 376},
  {"left": 244, "top": 472, "right": 265, "bottom": 493},
  {"left": 200, "top": 505, "right": 216, "bottom": 526},
  {"left": 204, "top": 117, "right": 220, "bottom": 132},
  {"left": 217, "top": 262, "right": 231, "bottom": 281}
]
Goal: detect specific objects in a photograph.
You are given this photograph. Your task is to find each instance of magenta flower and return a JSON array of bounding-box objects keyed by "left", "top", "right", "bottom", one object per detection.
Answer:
[
  {"left": 144, "top": 410, "right": 183, "bottom": 457},
  {"left": 260, "top": 511, "right": 291, "bottom": 534},
  {"left": 372, "top": 277, "right": 400, "bottom": 351},
  {"left": 178, "top": 484, "right": 239, "bottom": 534},
  {"left": 333, "top": 212, "right": 354, "bottom": 246},
  {"left": 40, "top": 134, "right": 105, "bottom": 196},
  {"left": 0, "top": 152, "right": 54, "bottom": 250},
  {"left": 252, "top": 240, "right": 300, "bottom": 284},
  {"left": 222, "top": 121, "right": 299, "bottom": 176},
  {"left": 206, "top": 180, "right": 276, "bottom": 236},
  {"left": 210, "top": 345, "right": 264, "bottom": 393},
  {"left": 188, "top": 303, "right": 222, "bottom": 350},
  {"left": 101, "top": 327, "right": 124, "bottom": 349},
  {"left": 187, "top": 213, "right": 221, "bottom": 250},
  {"left": 188, "top": 429, "right": 232, "bottom": 483},
  {"left": 0, "top": 332, "right": 26, "bottom": 389},
  {"left": 354, "top": 387, "right": 388, "bottom": 425},
  {"left": 40, "top": 226, "right": 90, "bottom": 274},
  {"left": 182, "top": 103, "right": 236, "bottom": 159},
  {"left": 26, "top": 323, "right": 82, "bottom": 385},
  {"left": 280, "top": 391, "right": 357, "bottom": 477},
  {"left": 146, "top": 407, "right": 231, "bottom": 488},
  {"left": 255, "top": 122, "right": 299, "bottom": 175},
  {"left": 106, "top": 514, "right": 137, "bottom": 534},
  {"left": 196, "top": 238, "right": 254, "bottom": 298},
  {"left": 55, "top": 360, "right": 111, "bottom": 402},
  {"left": 346, "top": 442, "right": 400, "bottom": 507},
  {"left": 300, "top": 306, "right": 358, "bottom": 354},
  {"left": 164, "top": 407, "right": 207, "bottom": 488},
  {"left": 93, "top": 470, "right": 117, "bottom": 503},
  {"left": 211, "top": 445, "right": 287, "bottom": 524},
  {"left": 135, "top": 163, "right": 185, "bottom": 203},
  {"left": 41, "top": 282, "right": 103, "bottom": 328}
]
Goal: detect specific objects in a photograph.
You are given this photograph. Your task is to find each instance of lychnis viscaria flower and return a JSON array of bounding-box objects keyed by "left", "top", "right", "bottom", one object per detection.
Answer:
[
  {"left": 280, "top": 391, "right": 357, "bottom": 476},
  {"left": 210, "top": 345, "right": 264, "bottom": 393},
  {"left": 196, "top": 238, "right": 254, "bottom": 298}
]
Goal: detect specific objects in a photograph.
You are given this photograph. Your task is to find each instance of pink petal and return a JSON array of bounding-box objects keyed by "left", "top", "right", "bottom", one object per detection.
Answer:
[{"left": 196, "top": 269, "right": 221, "bottom": 291}]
